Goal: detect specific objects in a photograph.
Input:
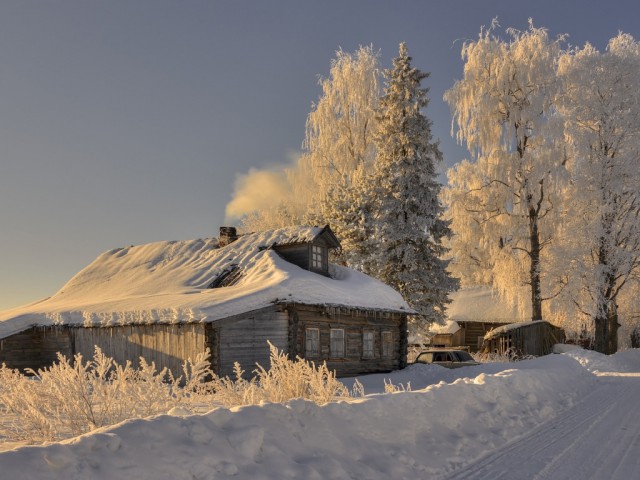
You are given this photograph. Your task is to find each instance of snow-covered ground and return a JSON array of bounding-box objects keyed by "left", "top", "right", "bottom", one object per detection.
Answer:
[{"left": 1, "top": 348, "right": 638, "bottom": 479}]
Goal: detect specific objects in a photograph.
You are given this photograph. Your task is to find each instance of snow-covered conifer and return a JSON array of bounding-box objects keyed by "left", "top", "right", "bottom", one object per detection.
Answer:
[{"left": 360, "top": 43, "right": 458, "bottom": 328}]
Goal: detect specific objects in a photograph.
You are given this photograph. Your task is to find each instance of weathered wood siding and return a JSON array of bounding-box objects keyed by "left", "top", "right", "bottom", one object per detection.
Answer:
[
  {"left": 430, "top": 329, "right": 466, "bottom": 349},
  {"left": 482, "top": 321, "right": 565, "bottom": 357},
  {"left": 287, "top": 304, "right": 407, "bottom": 377},
  {"left": 217, "top": 306, "right": 289, "bottom": 378},
  {"left": 273, "top": 244, "right": 311, "bottom": 272},
  {"left": 459, "top": 321, "right": 512, "bottom": 352},
  {"left": 0, "top": 327, "right": 72, "bottom": 371},
  {"left": 72, "top": 323, "right": 208, "bottom": 379}
]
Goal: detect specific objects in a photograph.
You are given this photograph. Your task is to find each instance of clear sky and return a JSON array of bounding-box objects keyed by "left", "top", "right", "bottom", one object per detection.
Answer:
[{"left": 1, "top": 0, "right": 639, "bottom": 311}]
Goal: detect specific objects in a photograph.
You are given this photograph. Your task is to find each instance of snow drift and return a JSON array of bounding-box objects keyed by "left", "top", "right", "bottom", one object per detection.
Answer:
[{"left": 2, "top": 350, "right": 634, "bottom": 479}]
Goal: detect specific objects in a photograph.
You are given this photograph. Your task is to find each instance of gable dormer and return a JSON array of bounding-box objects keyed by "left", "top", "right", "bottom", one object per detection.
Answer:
[{"left": 272, "top": 225, "right": 340, "bottom": 276}]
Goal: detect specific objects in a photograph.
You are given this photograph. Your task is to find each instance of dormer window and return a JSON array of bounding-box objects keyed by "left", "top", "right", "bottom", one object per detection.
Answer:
[{"left": 270, "top": 225, "right": 339, "bottom": 277}]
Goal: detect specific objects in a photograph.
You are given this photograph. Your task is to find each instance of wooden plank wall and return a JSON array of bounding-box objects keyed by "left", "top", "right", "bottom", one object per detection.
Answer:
[
  {"left": 484, "top": 322, "right": 565, "bottom": 356},
  {"left": 217, "top": 306, "right": 288, "bottom": 378},
  {"left": 0, "top": 327, "right": 72, "bottom": 372},
  {"left": 72, "top": 323, "right": 207, "bottom": 380},
  {"left": 288, "top": 304, "right": 407, "bottom": 377}
]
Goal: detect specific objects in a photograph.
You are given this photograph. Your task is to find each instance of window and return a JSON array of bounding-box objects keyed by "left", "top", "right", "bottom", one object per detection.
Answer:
[
  {"left": 363, "top": 331, "right": 374, "bottom": 359},
  {"left": 311, "top": 245, "right": 325, "bottom": 270},
  {"left": 381, "top": 331, "right": 393, "bottom": 358},
  {"left": 305, "top": 328, "right": 319, "bottom": 357},
  {"left": 330, "top": 328, "right": 345, "bottom": 358},
  {"left": 415, "top": 352, "right": 433, "bottom": 364}
]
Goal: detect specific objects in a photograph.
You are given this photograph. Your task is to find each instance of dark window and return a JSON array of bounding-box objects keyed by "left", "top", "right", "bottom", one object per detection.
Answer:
[
  {"left": 330, "top": 328, "right": 345, "bottom": 357},
  {"left": 382, "top": 331, "right": 393, "bottom": 358},
  {"left": 305, "top": 328, "right": 319, "bottom": 357},
  {"left": 363, "top": 331, "right": 374, "bottom": 359}
]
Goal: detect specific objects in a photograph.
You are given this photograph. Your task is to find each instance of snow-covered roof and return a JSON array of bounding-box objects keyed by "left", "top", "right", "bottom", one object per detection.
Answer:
[
  {"left": 447, "top": 286, "right": 530, "bottom": 323},
  {"left": 483, "top": 320, "right": 548, "bottom": 340},
  {"left": 429, "top": 320, "right": 460, "bottom": 335},
  {"left": 0, "top": 227, "right": 410, "bottom": 339}
]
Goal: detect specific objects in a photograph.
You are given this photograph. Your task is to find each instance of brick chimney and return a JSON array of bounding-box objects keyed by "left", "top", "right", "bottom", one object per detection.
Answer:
[{"left": 219, "top": 226, "right": 239, "bottom": 247}]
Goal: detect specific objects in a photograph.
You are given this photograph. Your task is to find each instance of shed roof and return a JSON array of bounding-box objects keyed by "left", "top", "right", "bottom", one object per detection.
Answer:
[{"left": 0, "top": 226, "right": 409, "bottom": 339}]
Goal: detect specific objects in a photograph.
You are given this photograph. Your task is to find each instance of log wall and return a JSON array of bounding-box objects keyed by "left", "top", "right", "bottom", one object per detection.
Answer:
[
  {"left": 287, "top": 304, "right": 407, "bottom": 377},
  {"left": 0, "top": 327, "right": 72, "bottom": 371}
]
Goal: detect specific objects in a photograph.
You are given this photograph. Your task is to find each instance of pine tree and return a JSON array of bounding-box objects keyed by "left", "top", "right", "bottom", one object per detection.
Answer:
[{"left": 363, "top": 43, "right": 458, "bottom": 327}]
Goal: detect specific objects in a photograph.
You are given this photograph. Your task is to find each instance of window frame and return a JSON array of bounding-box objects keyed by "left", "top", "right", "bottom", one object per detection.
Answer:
[
  {"left": 310, "top": 244, "right": 327, "bottom": 271},
  {"left": 330, "top": 328, "right": 345, "bottom": 358},
  {"left": 305, "top": 328, "right": 320, "bottom": 358},
  {"left": 363, "top": 330, "right": 375, "bottom": 359},
  {"left": 381, "top": 331, "right": 393, "bottom": 358}
]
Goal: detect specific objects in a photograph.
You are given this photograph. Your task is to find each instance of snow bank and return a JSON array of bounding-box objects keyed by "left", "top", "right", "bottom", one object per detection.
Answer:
[
  {"left": 0, "top": 354, "right": 600, "bottom": 479},
  {"left": 561, "top": 347, "right": 640, "bottom": 374}
]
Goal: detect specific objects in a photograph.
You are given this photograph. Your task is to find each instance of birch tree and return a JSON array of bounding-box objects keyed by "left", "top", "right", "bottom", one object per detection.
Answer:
[
  {"left": 444, "top": 20, "right": 566, "bottom": 320},
  {"left": 556, "top": 33, "right": 640, "bottom": 353},
  {"left": 236, "top": 46, "right": 381, "bottom": 232}
]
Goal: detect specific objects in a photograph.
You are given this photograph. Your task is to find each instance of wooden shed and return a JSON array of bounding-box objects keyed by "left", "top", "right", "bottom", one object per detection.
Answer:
[
  {"left": 0, "top": 226, "right": 409, "bottom": 378},
  {"left": 429, "top": 286, "right": 533, "bottom": 352},
  {"left": 482, "top": 320, "right": 566, "bottom": 357}
]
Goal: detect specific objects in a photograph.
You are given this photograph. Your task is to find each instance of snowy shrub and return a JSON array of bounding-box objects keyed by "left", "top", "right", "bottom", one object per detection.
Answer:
[
  {"left": 206, "top": 342, "right": 350, "bottom": 407},
  {"left": 0, "top": 343, "right": 350, "bottom": 444},
  {"left": 471, "top": 350, "right": 535, "bottom": 363},
  {"left": 0, "top": 347, "right": 212, "bottom": 443},
  {"left": 383, "top": 378, "right": 411, "bottom": 393}
]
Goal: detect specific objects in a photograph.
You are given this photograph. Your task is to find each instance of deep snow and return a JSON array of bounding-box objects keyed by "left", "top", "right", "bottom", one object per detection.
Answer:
[{"left": 1, "top": 349, "right": 638, "bottom": 479}]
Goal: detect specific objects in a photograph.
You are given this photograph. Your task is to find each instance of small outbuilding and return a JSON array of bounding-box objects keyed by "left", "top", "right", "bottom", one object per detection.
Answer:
[
  {"left": 428, "top": 286, "right": 528, "bottom": 352},
  {"left": 0, "top": 226, "right": 410, "bottom": 378},
  {"left": 482, "top": 320, "right": 566, "bottom": 357}
]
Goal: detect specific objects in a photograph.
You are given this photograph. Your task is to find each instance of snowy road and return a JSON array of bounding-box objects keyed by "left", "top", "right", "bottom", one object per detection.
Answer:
[{"left": 441, "top": 373, "right": 640, "bottom": 480}]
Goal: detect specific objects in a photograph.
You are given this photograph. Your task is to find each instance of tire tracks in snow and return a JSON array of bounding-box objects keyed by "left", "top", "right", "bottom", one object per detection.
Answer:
[{"left": 439, "top": 375, "right": 640, "bottom": 480}]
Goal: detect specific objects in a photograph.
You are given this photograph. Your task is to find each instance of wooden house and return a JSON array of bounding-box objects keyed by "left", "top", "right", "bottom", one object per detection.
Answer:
[
  {"left": 482, "top": 320, "right": 566, "bottom": 357},
  {"left": 0, "top": 226, "right": 410, "bottom": 378},
  {"left": 428, "top": 286, "right": 528, "bottom": 352}
]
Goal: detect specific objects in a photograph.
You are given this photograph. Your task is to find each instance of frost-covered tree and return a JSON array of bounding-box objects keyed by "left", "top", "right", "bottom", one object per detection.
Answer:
[
  {"left": 233, "top": 46, "right": 381, "bottom": 232},
  {"left": 298, "top": 46, "right": 381, "bottom": 200},
  {"left": 444, "top": 20, "right": 566, "bottom": 321},
  {"left": 555, "top": 33, "right": 640, "bottom": 353},
  {"left": 358, "top": 43, "right": 458, "bottom": 327}
]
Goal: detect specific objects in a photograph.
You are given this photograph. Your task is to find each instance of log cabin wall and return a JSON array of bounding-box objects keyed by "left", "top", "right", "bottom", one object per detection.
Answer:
[
  {"left": 0, "top": 326, "right": 72, "bottom": 372},
  {"left": 287, "top": 304, "right": 407, "bottom": 377},
  {"left": 459, "top": 321, "right": 512, "bottom": 352},
  {"left": 215, "top": 305, "right": 289, "bottom": 378}
]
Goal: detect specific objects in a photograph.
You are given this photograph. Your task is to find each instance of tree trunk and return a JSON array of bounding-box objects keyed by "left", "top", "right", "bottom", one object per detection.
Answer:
[
  {"left": 631, "top": 327, "right": 640, "bottom": 349},
  {"left": 529, "top": 208, "right": 543, "bottom": 321},
  {"left": 606, "top": 302, "right": 619, "bottom": 354}
]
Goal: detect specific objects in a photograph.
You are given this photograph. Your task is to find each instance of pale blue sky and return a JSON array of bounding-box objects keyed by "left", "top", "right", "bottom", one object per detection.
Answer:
[{"left": 1, "top": 0, "right": 639, "bottom": 311}]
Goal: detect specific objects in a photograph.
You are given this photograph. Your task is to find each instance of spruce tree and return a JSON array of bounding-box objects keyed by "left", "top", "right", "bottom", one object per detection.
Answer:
[{"left": 365, "top": 42, "right": 458, "bottom": 327}]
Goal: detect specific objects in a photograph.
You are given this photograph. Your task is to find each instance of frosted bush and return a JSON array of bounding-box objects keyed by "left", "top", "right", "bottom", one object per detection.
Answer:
[
  {"left": 0, "top": 347, "right": 212, "bottom": 443},
  {"left": 0, "top": 342, "right": 352, "bottom": 444},
  {"left": 206, "top": 342, "right": 350, "bottom": 407}
]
